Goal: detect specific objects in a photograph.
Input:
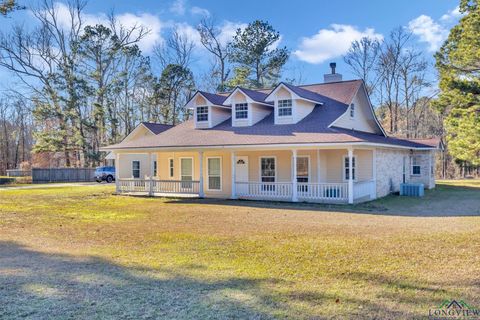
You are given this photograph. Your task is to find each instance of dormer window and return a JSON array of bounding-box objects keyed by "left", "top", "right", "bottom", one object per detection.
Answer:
[
  {"left": 350, "top": 103, "right": 355, "bottom": 118},
  {"left": 196, "top": 106, "right": 208, "bottom": 122},
  {"left": 278, "top": 99, "right": 292, "bottom": 117},
  {"left": 235, "top": 103, "right": 248, "bottom": 119}
]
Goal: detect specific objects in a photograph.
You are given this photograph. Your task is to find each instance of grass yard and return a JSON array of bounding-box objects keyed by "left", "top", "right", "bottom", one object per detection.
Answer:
[{"left": 0, "top": 181, "right": 479, "bottom": 319}]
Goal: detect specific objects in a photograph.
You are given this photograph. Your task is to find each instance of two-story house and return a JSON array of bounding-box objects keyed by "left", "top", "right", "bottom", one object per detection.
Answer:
[{"left": 102, "top": 65, "right": 440, "bottom": 204}]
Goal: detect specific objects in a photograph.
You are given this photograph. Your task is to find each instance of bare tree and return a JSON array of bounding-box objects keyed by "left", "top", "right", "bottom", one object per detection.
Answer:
[
  {"left": 343, "top": 37, "right": 381, "bottom": 96},
  {"left": 196, "top": 18, "right": 231, "bottom": 91},
  {"left": 154, "top": 27, "right": 195, "bottom": 70}
]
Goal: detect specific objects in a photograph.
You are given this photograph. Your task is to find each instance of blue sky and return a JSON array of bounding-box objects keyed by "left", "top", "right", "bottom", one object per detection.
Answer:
[{"left": 1, "top": 0, "right": 461, "bottom": 87}]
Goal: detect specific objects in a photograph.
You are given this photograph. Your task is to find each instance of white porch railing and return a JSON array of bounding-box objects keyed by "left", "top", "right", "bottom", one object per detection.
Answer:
[
  {"left": 117, "top": 178, "right": 200, "bottom": 195},
  {"left": 235, "top": 181, "right": 350, "bottom": 203},
  {"left": 118, "top": 178, "right": 150, "bottom": 193},
  {"left": 152, "top": 179, "right": 200, "bottom": 194},
  {"left": 235, "top": 182, "right": 293, "bottom": 200},
  {"left": 353, "top": 180, "right": 376, "bottom": 201},
  {"left": 297, "top": 183, "right": 348, "bottom": 202}
]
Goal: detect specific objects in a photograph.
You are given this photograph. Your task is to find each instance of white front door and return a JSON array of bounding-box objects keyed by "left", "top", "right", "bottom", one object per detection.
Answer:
[{"left": 235, "top": 156, "right": 249, "bottom": 194}]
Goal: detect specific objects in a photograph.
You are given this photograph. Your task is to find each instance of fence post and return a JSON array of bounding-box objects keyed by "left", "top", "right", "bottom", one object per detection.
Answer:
[{"left": 149, "top": 177, "right": 154, "bottom": 196}]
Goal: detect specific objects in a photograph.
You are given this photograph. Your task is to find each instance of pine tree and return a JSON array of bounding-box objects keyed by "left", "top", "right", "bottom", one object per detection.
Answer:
[{"left": 435, "top": 0, "right": 480, "bottom": 165}]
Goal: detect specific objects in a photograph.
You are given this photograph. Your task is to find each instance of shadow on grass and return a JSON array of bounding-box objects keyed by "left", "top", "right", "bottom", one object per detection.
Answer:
[
  {"left": 159, "top": 183, "right": 480, "bottom": 217},
  {"left": 0, "top": 241, "right": 441, "bottom": 319}
]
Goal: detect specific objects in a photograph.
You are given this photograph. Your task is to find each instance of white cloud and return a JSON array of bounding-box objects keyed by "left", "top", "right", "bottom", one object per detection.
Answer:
[
  {"left": 170, "top": 0, "right": 186, "bottom": 15},
  {"left": 408, "top": 6, "right": 464, "bottom": 52},
  {"left": 190, "top": 6, "right": 210, "bottom": 17},
  {"left": 115, "top": 13, "right": 163, "bottom": 53},
  {"left": 218, "top": 21, "right": 247, "bottom": 46},
  {"left": 36, "top": 2, "right": 163, "bottom": 53},
  {"left": 174, "top": 22, "right": 201, "bottom": 46},
  {"left": 293, "top": 24, "right": 383, "bottom": 64},
  {"left": 440, "top": 6, "right": 461, "bottom": 22},
  {"left": 408, "top": 15, "right": 447, "bottom": 52}
]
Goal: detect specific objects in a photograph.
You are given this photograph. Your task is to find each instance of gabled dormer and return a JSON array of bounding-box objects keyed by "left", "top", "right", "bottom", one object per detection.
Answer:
[
  {"left": 328, "top": 81, "right": 386, "bottom": 136},
  {"left": 223, "top": 87, "right": 273, "bottom": 127},
  {"left": 265, "top": 82, "right": 325, "bottom": 125},
  {"left": 185, "top": 91, "right": 231, "bottom": 129}
]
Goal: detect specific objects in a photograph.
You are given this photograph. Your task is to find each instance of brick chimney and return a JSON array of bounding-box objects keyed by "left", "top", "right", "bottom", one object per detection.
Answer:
[{"left": 324, "top": 62, "right": 343, "bottom": 83}]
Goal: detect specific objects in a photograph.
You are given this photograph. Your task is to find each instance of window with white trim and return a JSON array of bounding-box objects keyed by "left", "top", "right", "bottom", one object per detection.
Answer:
[
  {"left": 343, "top": 156, "right": 356, "bottom": 180},
  {"left": 207, "top": 157, "right": 221, "bottom": 190},
  {"left": 132, "top": 160, "right": 140, "bottom": 178},
  {"left": 278, "top": 99, "right": 292, "bottom": 116},
  {"left": 350, "top": 103, "right": 355, "bottom": 118},
  {"left": 411, "top": 155, "right": 421, "bottom": 175},
  {"left": 180, "top": 158, "right": 193, "bottom": 188},
  {"left": 169, "top": 158, "right": 174, "bottom": 178},
  {"left": 297, "top": 157, "right": 309, "bottom": 183},
  {"left": 153, "top": 161, "right": 157, "bottom": 176},
  {"left": 297, "top": 156, "right": 309, "bottom": 193},
  {"left": 235, "top": 103, "right": 248, "bottom": 119},
  {"left": 196, "top": 106, "right": 208, "bottom": 122},
  {"left": 260, "top": 157, "right": 275, "bottom": 191}
]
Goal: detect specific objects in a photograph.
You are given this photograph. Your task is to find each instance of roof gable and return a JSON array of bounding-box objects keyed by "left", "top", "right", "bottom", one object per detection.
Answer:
[
  {"left": 223, "top": 87, "right": 273, "bottom": 106},
  {"left": 264, "top": 82, "right": 326, "bottom": 105}
]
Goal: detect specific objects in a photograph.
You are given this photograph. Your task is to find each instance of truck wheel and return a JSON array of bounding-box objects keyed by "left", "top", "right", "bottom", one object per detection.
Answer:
[{"left": 106, "top": 175, "right": 113, "bottom": 183}]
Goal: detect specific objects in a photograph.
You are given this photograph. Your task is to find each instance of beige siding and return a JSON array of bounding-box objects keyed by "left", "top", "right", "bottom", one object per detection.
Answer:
[
  {"left": 117, "top": 153, "right": 154, "bottom": 179},
  {"left": 295, "top": 99, "right": 315, "bottom": 122},
  {"left": 250, "top": 103, "right": 272, "bottom": 125},
  {"left": 193, "top": 95, "right": 231, "bottom": 129},
  {"left": 332, "top": 87, "right": 382, "bottom": 134},
  {"left": 122, "top": 126, "right": 154, "bottom": 144},
  {"left": 274, "top": 88, "right": 294, "bottom": 124},
  {"left": 151, "top": 148, "right": 374, "bottom": 199},
  {"left": 322, "top": 149, "right": 373, "bottom": 183},
  {"left": 229, "top": 91, "right": 272, "bottom": 127},
  {"left": 231, "top": 92, "right": 249, "bottom": 127},
  {"left": 156, "top": 150, "right": 233, "bottom": 198},
  {"left": 210, "top": 107, "right": 231, "bottom": 127}
]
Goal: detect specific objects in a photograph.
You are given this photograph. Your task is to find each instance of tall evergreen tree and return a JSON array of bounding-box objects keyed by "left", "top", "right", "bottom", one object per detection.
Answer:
[
  {"left": 228, "top": 20, "right": 289, "bottom": 88},
  {"left": 435, "top": 0, "right": 480, "bottom": 165}
]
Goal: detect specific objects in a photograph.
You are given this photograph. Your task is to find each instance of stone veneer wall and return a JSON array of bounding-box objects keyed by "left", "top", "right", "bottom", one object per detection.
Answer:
[{"left": 375, "top": 148, "right": 435, "bottom": 198}]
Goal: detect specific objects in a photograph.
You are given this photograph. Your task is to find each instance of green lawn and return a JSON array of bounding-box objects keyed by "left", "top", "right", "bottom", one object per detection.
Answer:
[{"left": 0, "top": 181, "right": 479, "bottom": 319}]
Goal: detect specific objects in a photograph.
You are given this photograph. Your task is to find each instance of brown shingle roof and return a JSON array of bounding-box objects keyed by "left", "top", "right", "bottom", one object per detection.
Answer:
[{"left": 103, "top": 80, "right": 436, "bottom": 150}]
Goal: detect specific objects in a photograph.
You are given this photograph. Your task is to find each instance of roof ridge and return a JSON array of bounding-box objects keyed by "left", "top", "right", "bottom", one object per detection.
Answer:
[{"left": 215, "top": 79, "right": 363, "bottom": 95}]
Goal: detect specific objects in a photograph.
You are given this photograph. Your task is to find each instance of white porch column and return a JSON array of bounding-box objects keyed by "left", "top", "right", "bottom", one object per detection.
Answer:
[
  {"left": 372, "top": 149, "right": 377, "bottom": 199},
  {"left": 115, "top": 152, "right": 120, "bottom": 193},
  {"left": 148, "top": 152, "right": 154, "bottom": 196},
  {"left": 231, "top": 151, "right": 237, "bottom": 199},
  {"left": 348, "top": 147, "right": 354, "bottom": 204},
  {"left": 199, "top": 151, "right": 205, "bottom": 198},
  {"left": 316, "top": 149, "right": 321, "bottom": 183},
  {"left": 292, "top": 149, "right": 298, "bottom": 202}
]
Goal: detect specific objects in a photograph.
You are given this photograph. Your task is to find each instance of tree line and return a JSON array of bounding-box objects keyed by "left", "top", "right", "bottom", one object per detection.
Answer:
[
  {"left": 0, "top": 0, "right": 290, "bottom": 171},
  {"left": 0, "top": 0, "right": 478, "bottom": 178}
]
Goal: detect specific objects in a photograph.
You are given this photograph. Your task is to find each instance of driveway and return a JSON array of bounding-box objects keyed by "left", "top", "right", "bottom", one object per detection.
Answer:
[{"left": 0, "top": 182, "right": 107, "bottom": 191}]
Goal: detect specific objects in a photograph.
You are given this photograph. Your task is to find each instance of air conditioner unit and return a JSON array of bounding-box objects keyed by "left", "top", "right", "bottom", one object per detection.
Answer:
[{"left": 400, "top": 183, "right": 424, "bottom": 197}]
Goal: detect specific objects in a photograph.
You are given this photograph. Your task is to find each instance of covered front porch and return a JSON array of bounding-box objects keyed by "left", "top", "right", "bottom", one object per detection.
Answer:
[{"left": 114, "top": 147, "right": 377, "bottom": 204}]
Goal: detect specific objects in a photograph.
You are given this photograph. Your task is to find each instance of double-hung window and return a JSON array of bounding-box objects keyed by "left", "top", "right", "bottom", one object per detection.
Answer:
[
  {"left": 132, "top": 161, "right": 140, "bottom": 178},
  {"left": 196, "top": 106, "right": 208, "bottom": 122},
  {"left": 343, "top": 156, "right": 356, "bottom": 181},
  {"left": 411, "top": 156, "right": 421, "bottom": 175},
  {"left": 297, "top": 156, "right": 309, "bottom": 193},
  {"left": 235, "top": 103, "right": 248, "bottom": 119},
  {"left": 350, "top": 103, "right": 355, "bottom": 118},
  {"left": 207, "top": 157, "right": 221, "bottom": 190},
  {"left": 180, "top": 158, "right": 193, "bottom": 189},
  {"left": 169, "top": 158, "right": 174, "bottom": 178},
  {"left": 260, "top": 157, "right": 276, "bottom": 191},
  {"left": 153, "top": 161, "right": 157, "bottom": 177},
  {"left": 278, "top": 99, "right": 292, "bottom": 117}
]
